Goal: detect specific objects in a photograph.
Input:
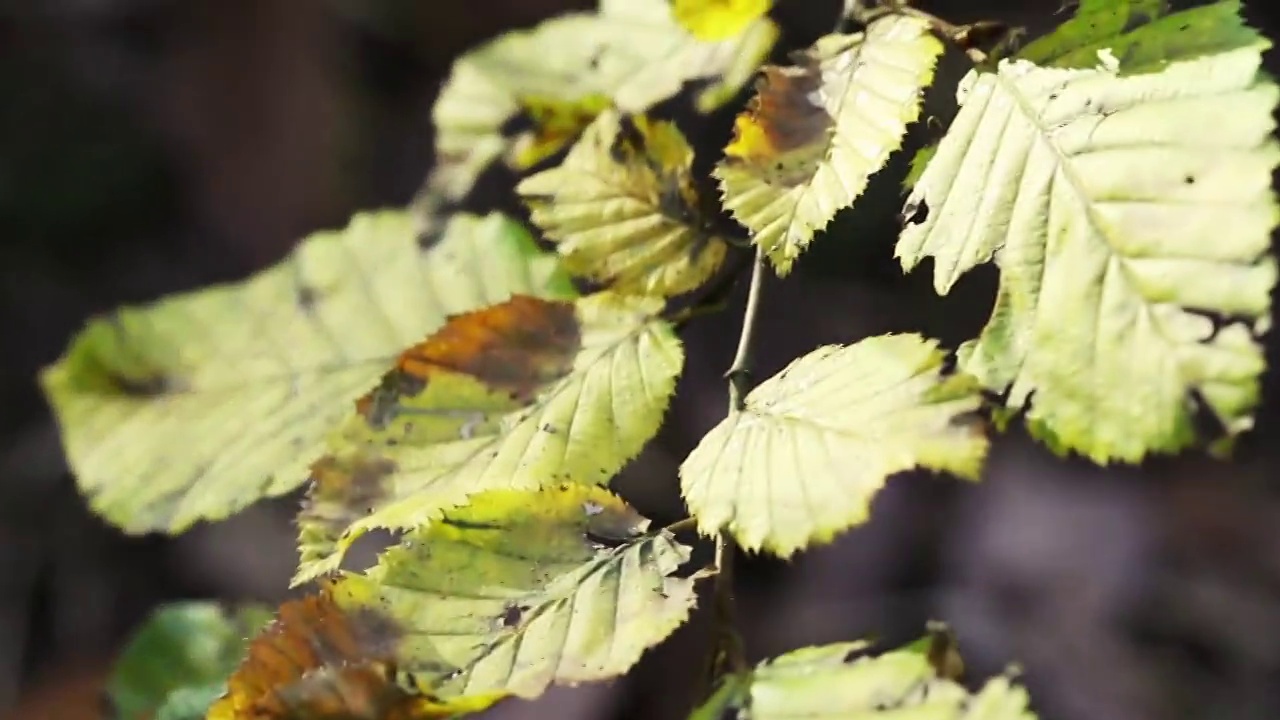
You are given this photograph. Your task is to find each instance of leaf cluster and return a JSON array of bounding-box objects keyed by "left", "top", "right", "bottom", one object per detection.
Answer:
[{"left": 39, "top": 0, "right": 1279, "bottom": 717}]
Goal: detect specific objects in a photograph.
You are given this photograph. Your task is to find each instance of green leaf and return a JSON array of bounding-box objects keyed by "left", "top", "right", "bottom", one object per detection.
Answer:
[
  {"left": 518, "top": 111, "right": 729, "bottom": 297},
  {"left": 107, "top": 602, "right": 271, "bottom": 720},
  {"left": 154, "top": 683, "right": 227, "bottom": 720},
  {"left": 216, "top": 486, "right": 700, "bottom": 718},
  {"left": 716, "top": 16, "right": 943, "bottom": 275},
  {"left": 431, "top": 0, "right": 777, "bottom": 206},
  {"left": 1017, "top": 0, "right": 1259, "bottom": 74},
  {"left": 897, "top": 36, "right": 1279, "bottom": 462},
  {"left": 297, "top": 292, "right": 684, "bottom": 582},
  {"left": 40, "top": 211, "right": 572, "bottom": 534},
  {"left": 689, "top": 633, "right": 1035, "bottom": 719},
  {"left": 680, "top": 334, "right": 986, "bottom": 556}
]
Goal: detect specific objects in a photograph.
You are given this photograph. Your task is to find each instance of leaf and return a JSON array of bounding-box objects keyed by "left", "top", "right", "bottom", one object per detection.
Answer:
[
  {"left": 680, "top": 334, "right": 986, "bottom": 556},
  {"left": 518, "top": 111, "right": 729, "bottom": 297},
  {"left": 688, "top": 632, "right": 1036, "bottom": 720},
  {"left": 207, "top": 592, "right": 491, "bottom": 720},
  {"left": 215, "top": 486, "right": 699, "bottom": 718},
  {"left": 432, "top": 0, "right": 777, "bottom": 206},
  {"left": 297, "top": 292, "right": 684, "bottom": 582},
  {"left": 897, "top": 30, "right": 1279, "bottom": 461},
  {"left": 40, "top": 211, "right": 572, "bottom": 534},
  {"left": 1018, "top": 0, "right": 1259, "bottom": 74},
  {"left": 107, "top": 602, "right": 271, "bottom": 720},
  {"left": 154, "top": 684, "right": 227, "bottom": 720},
  {"left": 673, "top": 0, "right": 772, "bottom": 41},
  {"left": 715, "top": 16, "right": 943, "bottom": 275}
]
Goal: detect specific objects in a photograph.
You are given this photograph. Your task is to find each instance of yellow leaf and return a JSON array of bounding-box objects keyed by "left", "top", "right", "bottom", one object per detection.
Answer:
[
  {"left": 673, "top": 0, "right": 772, "bottom": 41},
  {"left": 430, "top": 0, "right": 777, "bottom": 208},
  {"left": 215, "top": 486, "right": 699, "bottom": 718},
  {"left": 681, "top": 334, "right": 986, "bottom": 556},
  {"left": 40, "top": 211, "right": 572, "bottom": 534},
  {"left": 518, "top": 110, "right": 729, "bottom": 297},
  {"left": 716, "top": 16, "right": 943, "bottom": 274},
  {"left": 690, "top": 630, "right": 1036, "bottom": 719},
  {"left": 295, "top": 293, "right": 684, "bottom": 582}
]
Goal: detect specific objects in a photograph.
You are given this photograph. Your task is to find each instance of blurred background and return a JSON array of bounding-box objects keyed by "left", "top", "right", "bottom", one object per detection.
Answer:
[{"left": 3, "top": 1, "right": 1280, "bottom": 718}]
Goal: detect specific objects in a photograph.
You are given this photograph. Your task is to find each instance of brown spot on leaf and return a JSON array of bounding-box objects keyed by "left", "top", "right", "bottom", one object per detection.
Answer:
[
  {"left": 304, "top": 454, "right": 398, "bottom": 531},
  {"left": 498, "top": 603, "right": 526, "bottom": 629},
  {"left": 723, "top": 61, "right": 829, "bottom": 163},
  {"left": 392, "top": 295, "right": 581, "bottom": 403},
  {"left": 207, "top": 591, "right": 451, "bottom": 720}
]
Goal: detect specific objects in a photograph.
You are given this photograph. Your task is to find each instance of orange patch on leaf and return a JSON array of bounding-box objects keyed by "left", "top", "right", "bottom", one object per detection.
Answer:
[
  {"left": 380, "top": 295, "right": 580, "bottom": 406},
  {"left": 207, "top": 591, "right": 455, "bottom": 720},
  {"left": 723, "top": 63, "right": 828, "bottom": 163}
]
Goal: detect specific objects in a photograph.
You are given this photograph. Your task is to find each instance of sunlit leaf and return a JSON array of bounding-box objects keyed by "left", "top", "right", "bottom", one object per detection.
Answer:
[
  {"left": 716, "top": 16, "right": 943, "bottom": 275},
  {"left": 1017, "top": 0, "right": 1258, "bottom": 74},
  {"left": 107, "top": 602, "right": 270, "bottom": 720},
  {"left": 296, "top": 293, "right": 684, "bottom": 582},
  {"left": 673, "top": 0, "right": 772, "bottom": 41},
  {"left": 207, "top": 592, "right": 491, "bottom": 720},
  {"left": 217, "top": 486, "right": 699, "bottom": 718},
  {"left": 518, "top": 111, "right": 729, "bottom": 297},
  {"left": 897, "top": 17, "right": 1279, "bottom": 461},
  {"left": 680, "top": 334, "right": 986, "bottom": 556},
  {"left": 689, "top": 631, "right": 1035, "bottom": 719},
  {"left": 40, "top": 212, "right": 572, "bottom": 534},
  {"left": 431, "top": 0, "right": 777, "bottom": 208}
]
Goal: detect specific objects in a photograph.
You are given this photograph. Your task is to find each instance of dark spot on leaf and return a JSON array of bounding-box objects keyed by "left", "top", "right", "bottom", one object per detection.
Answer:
[
  {"left": 439, "top": 517, "right": 504, "bottom": 532},
  {"left": 305, "top": 455, "right": 398, "bottom": 532},
  {"left": 1184, "top": 174, "right": 1196, "bottom": 185},
  {"left": 358, "top": 370, "right": 428, "bottom": 429},
  {"left": 295, "top": 283, "right": 320, "bottom": 311},
  {"left": 541, "top": 423, "right": 558, "bottom": 433},
  {"left": 416, "top": 225, "right": 445, "bottom": 251},
  {"left": 901, "top": 197, "right": 930, "bottom": 226},
  {"left": 499, "top": 603, "right": 527, "bottom": 628},
  {"left": 106, "top": 370, "right": 179, "bottom": 398}
]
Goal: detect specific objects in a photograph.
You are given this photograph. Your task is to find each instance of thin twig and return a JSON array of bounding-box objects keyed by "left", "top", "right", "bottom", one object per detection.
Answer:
[
  {"left": 698, "top": 246, "right": 769, "bottom": 699},
  {"left": 726, "top": 246, "right": 768, "bottom": 412}
]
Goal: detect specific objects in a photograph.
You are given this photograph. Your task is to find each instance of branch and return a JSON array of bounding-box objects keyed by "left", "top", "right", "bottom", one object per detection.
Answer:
[
  {"left": 726, "top": 246, "right": 767, "bottom": 412},
  {"left": 699, "top": 246, "right": 768, "bottom": 698}
]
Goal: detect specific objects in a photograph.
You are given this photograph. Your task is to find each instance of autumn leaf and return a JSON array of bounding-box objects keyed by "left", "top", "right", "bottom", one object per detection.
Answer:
[
  {"left": 689, "top": 630, "right": 1035, "bottom": 719},
  {"left": 431, "top": 0, "right": 778, "bottom": 207},
  {"left": 681, "top": 334, "right": 986, "bottom": 556},
  {"left": 296, "top": 292, "right": 683, "bottom": 582},
  {"left": 673, "top": 0, "right": 772, "bottom": 41},
  {"left": 518, "top": 111, "right": 729, "bottom": 297},
  {"left": 216, "top": 486, "right": 699, "bottom": 718},
  {"left": 716, "top": 15, "right": 943, "bottom": 275},
  {"left": 897, "top": 5, "right": 1279, "bottom": 461},
  {"left": 206, "top": 593, "right": 493, "bottom": 720},
  {"left": 107, "top": 602, "right": 271, "bottom": 720},
  {"left": 40, "top": 211, "right": 572, "bottom": 535}
]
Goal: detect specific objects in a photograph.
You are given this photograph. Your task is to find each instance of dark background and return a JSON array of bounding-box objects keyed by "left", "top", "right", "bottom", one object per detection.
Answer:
[{"left": 3, "top": 1, "right": 1280, "bottom": 719}]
